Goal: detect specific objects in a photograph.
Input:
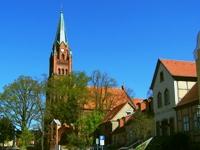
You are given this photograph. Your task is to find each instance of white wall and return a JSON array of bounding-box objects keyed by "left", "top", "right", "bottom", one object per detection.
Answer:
[{"left": 152, "top": 63, "right": 195, "bottom": 135}]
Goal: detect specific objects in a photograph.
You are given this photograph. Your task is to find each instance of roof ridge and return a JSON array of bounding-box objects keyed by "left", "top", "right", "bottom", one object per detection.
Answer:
[{"left": 159, "top": 58, "right": 195, "bottom": 63}]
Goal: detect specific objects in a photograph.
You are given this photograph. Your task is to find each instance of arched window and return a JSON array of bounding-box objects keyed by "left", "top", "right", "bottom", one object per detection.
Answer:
[
  {"left": 65, "top": 69, "right": 68, "bottom": 75},
  {"left": 61, "top": 54, "right": 65, "bottom": 60},
  {"left": 164, "top": 89, "right": 170, "bottom": 105},
  {"left": 57, "top": 50, "right": 59, "bottom": 59},
  {"left": 160, "top": 71, "right": 164, "bottom": 82},
  {"left": 58, "top": 68, "right": 61, "bottom": 75},
  {"left": 62, "top": 69, "right": 64, "bottom": 75},
  {"left": 67, "top": 56, "right": 69, "bottom": 61},
  {"left": 157, "top": 92, "right": 162, "bottom": 108}
]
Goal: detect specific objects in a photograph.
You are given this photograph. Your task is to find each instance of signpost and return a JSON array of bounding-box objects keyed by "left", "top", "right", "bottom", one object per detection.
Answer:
[
  {"left": 96, "top": 138, "right": 99, "bottom": 150},
  {"left": 99, "top": 135, "right": 105, "bottom": 150}
]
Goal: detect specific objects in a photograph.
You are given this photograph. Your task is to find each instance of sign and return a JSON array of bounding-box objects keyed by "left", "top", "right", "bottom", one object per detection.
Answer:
[
  {"left": 99, "top": 135, "right": 105, "bottom": 146},
  {"left": 96, "top": 138, "right": 99, "bottom": 145}
]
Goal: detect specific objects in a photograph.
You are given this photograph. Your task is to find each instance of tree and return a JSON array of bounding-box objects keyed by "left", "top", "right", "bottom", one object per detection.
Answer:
[
  {"left": 90, "top": 70, "right": 117, "bottom": 111},
  {"left": 18, "top": 127, "right": 34, "bottom": 150},
  {"left": 0, "top": 117, "right": 14, "bottom": 148},
  {"left": 76, "top": 110, "right": 104, "bottom": 147},
  {"left": 0, "top": 75, "right": 44, "bottom": 148},
  {"left": 130, "top": 111, "right": 154, "bottom": 141},
  {"left": 46, "top": 72, "right": 90, "bottom": 124}
]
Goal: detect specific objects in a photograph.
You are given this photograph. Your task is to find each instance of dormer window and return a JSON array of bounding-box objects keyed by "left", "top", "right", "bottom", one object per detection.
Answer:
[
  {"left": 126, "top": 110, "right": 132, "bottom": 115},
  {"left": 160, "top": 71, "right": 164, "bottom": 82}
]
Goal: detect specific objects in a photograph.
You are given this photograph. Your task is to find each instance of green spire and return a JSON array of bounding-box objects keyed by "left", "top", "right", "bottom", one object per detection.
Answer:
[{"left": 54, "top": 11, "right": 67, "bottom": 45}]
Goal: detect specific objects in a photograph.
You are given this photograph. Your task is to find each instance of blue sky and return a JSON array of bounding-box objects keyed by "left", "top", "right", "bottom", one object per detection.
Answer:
[{"left": 0, "top": 0, "right": 200, "bottom": 98}]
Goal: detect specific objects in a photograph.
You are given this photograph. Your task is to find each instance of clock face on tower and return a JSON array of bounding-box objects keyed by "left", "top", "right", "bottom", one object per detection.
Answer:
[{"left": 61, "top": 48, "right": 64, "bottom": 53}]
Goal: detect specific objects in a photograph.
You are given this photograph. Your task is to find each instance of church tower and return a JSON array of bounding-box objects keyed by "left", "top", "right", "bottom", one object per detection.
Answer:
[{"left": 49, "top": 12, "right": 72, "bottom": 77}]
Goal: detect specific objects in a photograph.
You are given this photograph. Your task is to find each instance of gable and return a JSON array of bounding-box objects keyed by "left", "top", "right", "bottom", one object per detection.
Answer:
[
  {"left": 112, "top": 103, "right": 134, "bottom": 121},
  {"left": 150, "top": 59, "right": 197, "bottom": 89},
  {"left": 150, "top": 59, "right": 173, "bottom": 90}
]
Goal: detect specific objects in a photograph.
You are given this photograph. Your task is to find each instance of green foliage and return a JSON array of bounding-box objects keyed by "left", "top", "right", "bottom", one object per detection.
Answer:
[
  {"left": 0, "top": 76, "right": 44, "bottom": 132},
  {"left": 18, "top": 127, "right": 34, "bottom": 150},
  {"left": 130, "top": 111, "right": 154, "bottom": 141},
  {"left": 0, "top": 75, "right": 45, "bottom": 149},
  {"left": 46, "top": 72, "right": 90, "bottom": 124},
  {"left": 76, "top": 110, "right": 104, "bottom": 146},
  {"left": 0, "top": 117, "right": 14, "bottom": 146}
]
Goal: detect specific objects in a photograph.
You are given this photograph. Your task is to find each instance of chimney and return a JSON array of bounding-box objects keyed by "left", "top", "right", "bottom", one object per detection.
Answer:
[{"left": 118, "top": 117, "right": 125, "bottom": 128}]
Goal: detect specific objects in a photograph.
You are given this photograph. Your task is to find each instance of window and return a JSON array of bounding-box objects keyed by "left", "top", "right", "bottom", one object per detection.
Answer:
[
  {"left": 65, "top": 69, "right": 68, "bottom": 75},
  {"left": 126, "top": 110, "right": 132, "bottom": 115},
  {"left": 61, "top": 54, "right": 65, "bottom": 60},
  {"left": 164, "top": 89, "right": 170, "bottom": 105},
  {"left": 58, "top": 68, "right": 61, "bottom": 75},
  {"left": 57, "top": 49, "right": 59, "bottom": 59},
  {"left": 156, "top": 121, "right": 160, "bottom": 136},
  {"left": 160, "top": 71, "right": 164, "bottom": 82},
  {"left": 161, "top": 119, "right": 168, "bottom": 136},
  {"left": 157, "top": 92, "right": 162, "bottom": 108},
  {"left": 193, "top": 113, "right": 200, "bottom": 130},
  {"left": 183, "top": 116, "right": 189, "bottom": 132}
]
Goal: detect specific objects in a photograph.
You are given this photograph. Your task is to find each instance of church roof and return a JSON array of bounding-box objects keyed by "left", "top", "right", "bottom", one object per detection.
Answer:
[
  {"left": 54, "top": 12, "right": 67, "bottom": 45},
  {"left": 83, "top": 87, "right": 128, "bottom": 111}
]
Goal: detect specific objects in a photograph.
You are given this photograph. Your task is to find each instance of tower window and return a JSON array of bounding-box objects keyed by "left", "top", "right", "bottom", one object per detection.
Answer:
[
  {"left": 62, "top": 54, "right": 65, "bottom": 60},
  {"left": 65, "top": 69, "right": 68, "bottom": 74},
  {"left": 62, "top": 69, "right": 64, "bottom": 75},
  {"left": 58, "top": 68, "right": 61, "bottom": 75},
  {"left": 57, "top": 50, "right": 59, "bottom": 59}
]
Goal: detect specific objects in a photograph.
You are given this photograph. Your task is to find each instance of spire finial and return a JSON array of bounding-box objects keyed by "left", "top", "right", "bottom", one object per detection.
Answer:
[{"left": 60, "top": 0, "right": 64, "bottom": 13}]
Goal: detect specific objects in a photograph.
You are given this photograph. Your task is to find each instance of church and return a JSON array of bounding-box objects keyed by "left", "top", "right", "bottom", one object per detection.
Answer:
[{"left": 46, "top": 11, "right": 141, "bottom": 150}]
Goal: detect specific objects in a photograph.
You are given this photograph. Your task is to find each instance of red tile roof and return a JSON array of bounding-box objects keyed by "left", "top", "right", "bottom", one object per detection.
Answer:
[
  {"left": 83, "top": 87, "right": 128, "bottom": 110},
  {"left": 176, "top": 83, "right": 199, "bottom": 107},
  {"left": 160, "top": 59, "right": 196, "bottom": 77},
  {"left": 103, "top": 98, "right": 144, "bottom": 123},
  {"left": 150, "top": 59, "right": 197, "bottom": 89},
  {"left": 103, "top": 102, "right": 127, "bottom": 122}
]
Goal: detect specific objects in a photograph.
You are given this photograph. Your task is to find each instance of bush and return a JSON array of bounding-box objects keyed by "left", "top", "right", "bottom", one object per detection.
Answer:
[{"left": 146, "top": 133, "right": 191, "bottom": 150}]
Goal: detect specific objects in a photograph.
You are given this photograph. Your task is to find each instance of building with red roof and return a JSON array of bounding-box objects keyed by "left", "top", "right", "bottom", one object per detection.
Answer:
[
  {"left": 94, "top": 95, "right": 152, "bottom": 148},
  {"left": 150, "top": 58, "right": 197, "bottom": 136},
  {"left": 174, "top": 33, "right": 200, "bottom": 142}
]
